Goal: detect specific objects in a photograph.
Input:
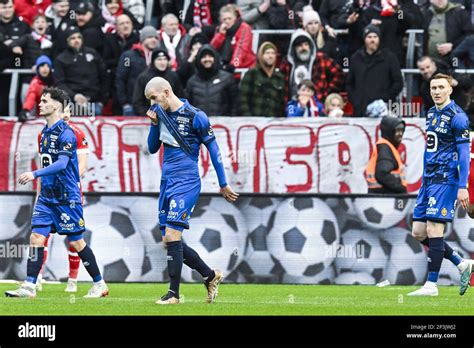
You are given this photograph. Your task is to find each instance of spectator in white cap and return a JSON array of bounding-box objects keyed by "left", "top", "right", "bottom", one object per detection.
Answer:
[{"left": 302, "top": 9, "right": 338, "bottom": 61}]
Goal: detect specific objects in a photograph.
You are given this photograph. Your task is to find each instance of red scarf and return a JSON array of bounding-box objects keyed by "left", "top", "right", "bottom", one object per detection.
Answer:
[{"left": 193, "top": 0, "right": 212, "bottom": 28}]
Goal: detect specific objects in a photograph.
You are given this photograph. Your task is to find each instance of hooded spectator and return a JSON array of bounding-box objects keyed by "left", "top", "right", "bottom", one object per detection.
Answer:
[
  {"left": 54, "top": 26, "right": 108, "bottom": 115},
  {"left": 280, "top": 29, "right": 344, "bottom": 104},
  {"left": 75, "top": 1, "right": 105, "bottom": 54},
  {"left": 366, "top": 116, "right": 407, "bottom": 193},
  {"left": 45, "top": 0, "right": 76, "bottom": 57},
  {"left": 185, "top": 44, "right": 238, "bottom": 116},
  {"left": 240, "top": 41, "right": 285, "bottom": 116},
  {"left": 346, "top": 24, "right": 403, "bottom": 117},
  {"left": 18, "top": 55, "right": 54, "bottom": 121},
  {"left": 115, "top": 25, "right": 158, "bottom": 115},
  {"left": 132, "top": 48, "right": 184, "bottom": 116},
  {"left": 9, "top": 15, "right": 53, "bottom": 69},
  {"left": 177, "top": 30, "right": 208, "bottom": 85},
  {"left": 210, "top": 4, "right": 256, "bottom": 73}
]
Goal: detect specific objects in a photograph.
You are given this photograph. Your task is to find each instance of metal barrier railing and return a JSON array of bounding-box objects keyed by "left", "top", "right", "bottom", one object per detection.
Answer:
[{"left": 1, "top": 69, "right": 34, "bottom": 117}]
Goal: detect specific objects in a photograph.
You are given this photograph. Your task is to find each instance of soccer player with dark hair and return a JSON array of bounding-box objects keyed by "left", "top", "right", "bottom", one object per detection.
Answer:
[
  {"left": 409, "top": 73, "right": 472, "bottom": 297},
  {"left": 145, "top": 77, "right": 239, "bottom": 305},
  {"left": 5, "top": 87, "right": 108, "bottom": 298}
]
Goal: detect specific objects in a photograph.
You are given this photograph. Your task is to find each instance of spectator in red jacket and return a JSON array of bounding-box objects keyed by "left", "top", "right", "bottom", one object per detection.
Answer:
[
  {"left": 280, "top": 29, "right": 344, "bottom": 104},
  {"left": 14, "top": 0, "right": 51, "bottom": 26},
  {"left": 210, "top": 4, "right": 256, "bottom": 73},
  {"left": 18, "top": 55, "right": 54, "bottom": 121}
]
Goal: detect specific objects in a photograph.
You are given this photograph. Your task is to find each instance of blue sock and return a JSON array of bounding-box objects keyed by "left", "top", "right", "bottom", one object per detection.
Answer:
[
  {"left": 421, "top": 238, "right": 462, "bottom": 266},
  {"left": 26, "top": 247, "right": 44, "bottom": 284},
  {"left": 183, "top": 242, "right": 214, "bottom": 279},
  {"left": 167, "top": 240, "right": 183, "bottom": 297},
  {"left": 78, "top": 245, "right": 102, "bottom": 282},
  {"left": 427, "top": 237, "right": 445, "bottom": 283}
]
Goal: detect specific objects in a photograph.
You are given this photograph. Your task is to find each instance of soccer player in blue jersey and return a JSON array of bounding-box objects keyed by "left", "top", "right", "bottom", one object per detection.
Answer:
[
  {"left": 144, "top": 77, "right": 239, "bottom": 304},
  {"left": 5, "top": 87, "right": 108, "bottom": 298},
  {"left": 409, "top": 74, "right": 471, "bottom": 297}
]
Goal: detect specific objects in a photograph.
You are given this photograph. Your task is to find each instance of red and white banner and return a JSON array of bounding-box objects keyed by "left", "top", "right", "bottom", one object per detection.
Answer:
[{"left": 0, "top": 117, "right": 427, "bottom": 193}]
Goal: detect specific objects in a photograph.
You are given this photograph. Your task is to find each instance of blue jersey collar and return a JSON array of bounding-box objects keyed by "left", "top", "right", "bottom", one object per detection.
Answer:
[
  {"left": 435, "top": 100, "right": 455, "bottom": 112},
  {"left": 43, "top": 118, "right": 65, "bottom": 132}
]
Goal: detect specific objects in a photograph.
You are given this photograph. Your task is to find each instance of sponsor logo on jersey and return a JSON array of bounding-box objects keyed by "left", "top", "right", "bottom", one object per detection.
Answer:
[
  {"left": 208, "top": 126, "right": 214, "bottom": 136},
  {"left": 63, "top": 143, "right": 72, "bottom": 151},
  {"left": 60, "top": 213, "right": 70, "bottom": 223},
  {"left": 435, "top": 127, "right": 448, "bottom": 134},
  {"left": 428, "top": 197, "right": 436, "bottom": 207},
  {"left": 462, "top": 129, "right": 469, "bottom": 139},
  {"left": 170, "top": 199, "right": 177, "bottom": 210}
]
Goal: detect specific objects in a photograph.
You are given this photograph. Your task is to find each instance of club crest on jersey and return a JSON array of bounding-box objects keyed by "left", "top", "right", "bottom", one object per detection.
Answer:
[
  {"left": 78, "top": 218, "right": 84, "bottom": 227},
  {"left": 441, "top": 208, "right": 448, "bottom": 217},
  {"left": 182, "top": 212, "right": 187, "bottom": 221},
  {"left": 431, "top": 117, "right": 437, "bottom": 126}
]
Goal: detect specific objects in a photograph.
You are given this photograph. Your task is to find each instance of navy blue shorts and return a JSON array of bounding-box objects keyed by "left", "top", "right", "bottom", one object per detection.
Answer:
[
  {"left": 413, "top": 184, "right": 458, "bottom": 223},
  {"left": 31, "top": 201, "right": 85, "bottom": 241},
  {"left": 158, "top": 176, "right": 201, "bottom": 235}
]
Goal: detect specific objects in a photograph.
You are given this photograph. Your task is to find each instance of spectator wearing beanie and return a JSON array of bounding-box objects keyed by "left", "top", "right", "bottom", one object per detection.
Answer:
[
  {"left": 54, "top": 26, "right": 108, "bottom": 115},
  {"left": 185, "top": 44, "right": 238, "bottom": 116},
  {"left": 18, "top": 55, "right": 54, "bottom": 121},
  {"left": 132, "top": 48, "right": 184, "bottom": 115},
  {"left": 302, "top": 9, "right": 338, "bottom": 61},
  {"left": 115, "top": 25, "right": 158, "bottom": 115},
  {"left": 177, "top": 30, "right": 209, "bottom": 85},
  {"left": 45, "top": 0, "right": 76, "bottom": 58},
  {"left": 240, "top": 41, "right": 285, "bottom": 116},
  {"left": 346, "top": 24, "right": 403, "bottom": 117}
]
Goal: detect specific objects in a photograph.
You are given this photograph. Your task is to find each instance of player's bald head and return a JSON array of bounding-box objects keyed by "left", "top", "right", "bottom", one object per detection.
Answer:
[{"left": 145, "top": 77, "right": 173, "bottom": 99}]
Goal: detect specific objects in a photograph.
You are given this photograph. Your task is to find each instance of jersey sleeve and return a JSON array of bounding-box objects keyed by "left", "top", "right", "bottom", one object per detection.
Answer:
[
  {"left": 193, "top": 111, "right": 216, "bottom": 145},
  {"left": 452, "top": 113, "right": 470, "bottom": 144},
  {"left": 58, "top": 128, "right": 77, "bottom": 157},
  {"left": 72, "top": 125, "right": 90, "bottom": 154}
]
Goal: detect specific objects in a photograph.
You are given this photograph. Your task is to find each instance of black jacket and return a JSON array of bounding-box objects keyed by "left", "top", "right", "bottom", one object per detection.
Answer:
[
  {"left": 185, "top": 45, "right": 238, "bottom": 116},
  {"left": 0, "top": 16, "right": 29, "bottom": 42},
  {"left": 103, "top": 31, "right": 139, "bottom": 71},
  {"left": 422, "top": 4, "right": 473, "bottom": 52},
  {"left": 54, "top": 46, "right": 108, "bottom": 102},
  {"left": 115, "top": 44, "right": 147, "bottom": 106},
  {"left": 132, "top": 54, "right": 184, "bottom": 116},
  {"left": 46, "top": 10, "right": 76, "bottom": 57},
  {"left": 369, "top": 116, "right": 407, "bottom": 194},
  {"left": 347, "top": 48, "right": 403, "bottom": 117},
  {"left": 78, "top": 15, "right": 106, "bottom": 55},
  {"left": 10, "top": 34, "right": 53, "bottom": 68}
]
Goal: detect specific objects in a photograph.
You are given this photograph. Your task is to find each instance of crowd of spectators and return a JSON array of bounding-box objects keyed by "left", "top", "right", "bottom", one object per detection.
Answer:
[{"left": 0, "top": 0, "right": 472, "bottom": 121}]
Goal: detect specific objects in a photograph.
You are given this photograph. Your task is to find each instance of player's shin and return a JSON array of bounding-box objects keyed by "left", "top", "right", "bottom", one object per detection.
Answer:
[
  {"left": 167, "top": 240, "right": 184, "bottom": 297},
  {"left": 26, "top": 247, "right": 45, "bottom": 284},
  {"left": 427, "top": 237, "right": 445, "bottom": 284},
  {"left": 77, "top": 245, "right": 102, "bottom": 283},
  {"left": 183, "top": 242, "right": 214, "bottom": 280},
  {"left": 420, "top": 238, "right": 465, "bottom": 269},
  {"left": 68, "top": 245, "right": 80, "bottom": 279}
]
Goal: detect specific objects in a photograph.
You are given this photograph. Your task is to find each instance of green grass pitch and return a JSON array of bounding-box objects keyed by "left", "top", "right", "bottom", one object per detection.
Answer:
[{"left": 2, "top": 283, "right": 474, "bottom": 315}]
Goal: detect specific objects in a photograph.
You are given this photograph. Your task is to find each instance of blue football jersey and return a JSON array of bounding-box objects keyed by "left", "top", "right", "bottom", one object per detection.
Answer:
[
  {"left": 424, "top": 100, "right": 470, "bottom": 185},
  {"left": 159, "top": 99, "right": 216, "bottom": 177},
  {"left": 37, "top": 119, "right": 82, "bottom": 204}
]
